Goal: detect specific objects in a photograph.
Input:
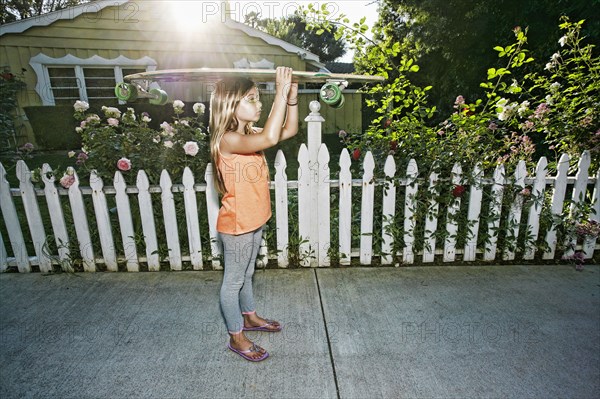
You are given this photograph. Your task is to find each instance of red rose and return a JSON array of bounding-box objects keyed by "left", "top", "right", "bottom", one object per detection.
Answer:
[
  {"left": 384, "top": 119, "right": 392, "bottom": 128},
  {"left": 117, "top": 157, "right": 132, "bottom": 171},
  {"left": 452, "top": 185, "right": 466, "bottom": 197},
  {"left": 390, "top": 140, "right": 398, "bottom": 151},
  {"left": 352, "top": 148, "right": 361, "bottom": 161}
]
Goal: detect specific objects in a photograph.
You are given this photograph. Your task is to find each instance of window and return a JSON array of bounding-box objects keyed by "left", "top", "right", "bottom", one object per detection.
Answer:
[
  {"left": 84, "top": 68, "right": 117, "bottom": 102},
  {"left": 47, "top": 67, "right": 145, "bottom": 105},
  {"left": 30, "top": 54, "right": 157, "bottom": 105},
  {"left": 48, "top": 67, "right": 79, "bottom": 105}
]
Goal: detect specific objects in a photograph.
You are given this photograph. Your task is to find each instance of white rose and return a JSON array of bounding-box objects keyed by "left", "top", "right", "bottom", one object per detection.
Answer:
[
  {"left": 173, "top": 100, "right": 185, "bottom": 109},
  {"left": 193, "top": 103, "right": 206, "bottom": 115},
  {"left": 183, "top": 141, "right": 199, "bottom": 156},
  {"left": 73, "top": 100, "right": 89, "bottom": 112}
]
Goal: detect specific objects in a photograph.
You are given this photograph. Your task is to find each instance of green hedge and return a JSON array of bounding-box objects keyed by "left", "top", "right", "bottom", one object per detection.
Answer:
[{"left": 25, "top": 106, "right": 80, "bottom": 150}]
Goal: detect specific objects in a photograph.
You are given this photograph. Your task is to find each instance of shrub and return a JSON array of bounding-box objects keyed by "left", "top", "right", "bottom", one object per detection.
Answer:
[
  {"left": 67, "top": 100, "right": 209, "bottom": 185},
  {"left": 25, "top": 106, "right": 81, "bottom": 150}
]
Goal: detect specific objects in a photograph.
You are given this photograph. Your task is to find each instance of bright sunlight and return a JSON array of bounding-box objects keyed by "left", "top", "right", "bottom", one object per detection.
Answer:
[{"left": 169, "top": 1, "right": 208, "bottom": 32}]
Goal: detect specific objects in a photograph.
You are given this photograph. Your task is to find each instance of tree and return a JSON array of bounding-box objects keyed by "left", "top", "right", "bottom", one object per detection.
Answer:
[
  {"left": 246, "top": 12, "right": 347, "bottom": 63},
  {"left": 378, "top": 0, "right": 600, "bottom": 121},
  {"left": 1, "top": 0, "right": 92, "bottom": 24}
]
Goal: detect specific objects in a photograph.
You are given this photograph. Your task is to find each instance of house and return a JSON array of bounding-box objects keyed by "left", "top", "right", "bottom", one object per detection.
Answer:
[{"left": 0, "top": 0, "right": 365, "bottom": 148}]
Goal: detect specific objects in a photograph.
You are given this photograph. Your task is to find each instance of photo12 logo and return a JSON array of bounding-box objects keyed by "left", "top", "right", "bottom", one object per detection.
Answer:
[{"left": 198, "top": 1, "right": 341, "bottom": 23}]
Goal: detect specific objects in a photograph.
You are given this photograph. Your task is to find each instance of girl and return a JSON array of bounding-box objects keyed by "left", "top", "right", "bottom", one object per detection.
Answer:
[{"left": 210, "top": 66, "right": 298, "bottom": 362}]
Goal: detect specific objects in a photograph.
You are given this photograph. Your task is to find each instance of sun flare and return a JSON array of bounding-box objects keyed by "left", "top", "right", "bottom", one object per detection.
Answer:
[{"left": 170, "top": 1, "right": 208, "bottom": 32}]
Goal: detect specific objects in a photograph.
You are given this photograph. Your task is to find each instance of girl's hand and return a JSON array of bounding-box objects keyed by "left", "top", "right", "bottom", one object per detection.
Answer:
[{"left": 275, "top": 66, "right": 293, "bottom": 101}]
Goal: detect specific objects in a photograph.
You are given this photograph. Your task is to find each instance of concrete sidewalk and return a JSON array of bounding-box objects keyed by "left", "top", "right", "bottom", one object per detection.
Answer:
[{"left": 1, "top": 265, "right": 598, "bottom": 399}]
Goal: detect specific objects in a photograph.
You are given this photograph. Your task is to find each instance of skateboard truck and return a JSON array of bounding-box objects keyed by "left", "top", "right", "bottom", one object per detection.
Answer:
[
  {"left": 319, "top": 80, "right": 348, "bottom": 109},
  {"left": 115, "top": 82, "right": 169, "bottom": 105}
]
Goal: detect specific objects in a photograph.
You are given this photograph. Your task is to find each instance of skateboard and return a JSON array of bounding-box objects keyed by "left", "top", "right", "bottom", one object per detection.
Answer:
[{"left": 114, "top": 68, "right": 385, "bottom": 108}]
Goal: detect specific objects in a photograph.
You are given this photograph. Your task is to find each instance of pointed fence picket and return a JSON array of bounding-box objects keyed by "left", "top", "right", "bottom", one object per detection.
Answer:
[
  {"left": 42, "top": 164, "right": 72, "bottom": 271},
  {"left": 523, "top": 158, "right": 548, "bottom": 260},
  {"left": 543, "top": 154, "right": 570, "bottom": 259},
  {"left": 114, "top": 171, "right": 138, "bottom": 272},
  {"left": 484, "top": 164, "right": 505, "bottom": 261},
  {"left": 338, "top": 149, "right": 352, "bottom": 266},
  {"left": 317, "top": 144, "right": 331, "bottom": 266},
  {"left": 503, "top": 160, "right": 527, "bottom": 261},
  {"left": 182, "top": 167, "right": 203, "bottom": 270},
  {"left": 0, "top": 163, "right": 30, "bottom": 272},
  {"left": 381, "top": 156, "right": 396, "bottom": 265},
  {"left": 297, "top": 144, "right": 311, "bottom": 267},
  {"left": 160, "top": 170, "right": 182, "bottom": 270},
  {"left": 17, "top": 161, "right": 51, "bottom": 272},
  {"left": 68, "top": 168, "right": 95, "bottom": 272},
  {"left": 90, "top": 171, "right": 118, "bottom": 271},
  {"left": 274, "top": 150, "right": 289, "bottom": 268},
  {"left": 564, "top": 151, "right": 591, "bottom": 258},
  {"left": 423, "top": 168, "right": 440, "bottom": 263},
  {"left": 403, "top": 159, "right": 418, "bottom": 264},
  {"left": 1, "top": 147, "right": 598, "bottom": 272},
  {"left": 137, "top": 170, "right": 160, "bottom": 271},
  {"left": 444, "top": 163, "right": 462, "bottom": 262},
  {"left": 360, "top": 152, "right": 375, "bottom": 265},
  {"left": 205, "top": 164, "right": 221, "bottom": 270},
  {"left": 463, "top": 163, "right": 483, "bottom": 261}
]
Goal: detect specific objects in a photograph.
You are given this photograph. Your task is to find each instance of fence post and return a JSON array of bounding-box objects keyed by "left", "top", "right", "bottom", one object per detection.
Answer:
[{"left": 305, "top": 101, "right": 325, "bottom": 266}]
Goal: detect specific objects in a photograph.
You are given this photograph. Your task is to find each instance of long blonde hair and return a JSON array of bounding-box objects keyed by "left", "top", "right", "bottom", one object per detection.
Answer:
[{"left": 209, "top": 77, "right": 256, "bottom": 195}]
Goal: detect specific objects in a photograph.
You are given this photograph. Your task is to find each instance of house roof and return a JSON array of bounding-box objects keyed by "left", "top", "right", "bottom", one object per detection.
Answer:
[
  {"left": 0, "top": 0, "right": 130, "bottom": 36},
  {"left": 0, "top": 0, "right": 324, "bottom": 69}
]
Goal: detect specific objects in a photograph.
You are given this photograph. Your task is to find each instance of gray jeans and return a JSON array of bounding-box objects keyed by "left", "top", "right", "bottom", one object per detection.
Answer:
[{"left": 219, "top": 226, "right": 263, "bottom": 333}]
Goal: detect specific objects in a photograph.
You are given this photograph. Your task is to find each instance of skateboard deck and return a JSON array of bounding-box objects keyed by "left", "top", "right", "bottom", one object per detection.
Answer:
[{"left": 115, "top": 68, "right": 384, "bottom": 108}]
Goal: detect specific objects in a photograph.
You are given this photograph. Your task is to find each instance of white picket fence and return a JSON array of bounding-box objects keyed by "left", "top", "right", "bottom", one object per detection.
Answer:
[{"left": 1, "top": 102, "right": 598, "bottom": 272}]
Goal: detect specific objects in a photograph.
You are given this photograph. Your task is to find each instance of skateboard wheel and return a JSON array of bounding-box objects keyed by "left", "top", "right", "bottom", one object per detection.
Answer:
[
  {"left": 149, "top": 88, "right": 168, "bottom": 105},
  {"left": 330, "top": 94, "right": 345, "bottom": 109},
  {"left": 115, "top": 82, "right": 138, "bottom": 101},
  {"left": 320, "top": 82, "right": 342, "bottom": 105}
]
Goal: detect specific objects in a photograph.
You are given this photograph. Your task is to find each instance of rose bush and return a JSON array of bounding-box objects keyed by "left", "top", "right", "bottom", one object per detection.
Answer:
[
  {"left": 68, "top": 99, "right": 209, "bottom": 186},
  {"left": 305, "top": 11, "right": 598, "bottom": 265}
]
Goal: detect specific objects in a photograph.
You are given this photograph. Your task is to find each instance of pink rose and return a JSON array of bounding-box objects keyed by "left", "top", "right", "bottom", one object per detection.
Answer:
[
  {"left": 183, "top": 141, "right": 199, "bottom": 156},
  {"left": 59, "top": 174, "right": 75, "bottom": 189},
  {"left": 117, "top": 157, "right": 132, "bottom": 171},
  {"left": 108, "top": 118, "right": 119, "bottom": 126}
]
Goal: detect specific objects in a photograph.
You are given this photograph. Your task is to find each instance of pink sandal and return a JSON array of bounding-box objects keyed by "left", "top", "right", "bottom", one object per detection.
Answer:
[
  {"left": 227, "top": 342, "right": 269, "bottom": 362},
  {"left": 243, "top": 319, "right": 282, "bottom": 332}
]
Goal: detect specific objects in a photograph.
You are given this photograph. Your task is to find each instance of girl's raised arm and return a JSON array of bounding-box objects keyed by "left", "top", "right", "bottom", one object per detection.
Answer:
[{"left": 220, "top": 67, "right": 292, "bottom": 155}]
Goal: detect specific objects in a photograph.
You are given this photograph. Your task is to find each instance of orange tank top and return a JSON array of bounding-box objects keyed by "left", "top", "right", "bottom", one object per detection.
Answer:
[{"left": 216, "top": 152, "right": 272, "bottom": 235}]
